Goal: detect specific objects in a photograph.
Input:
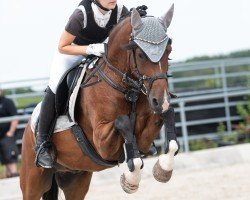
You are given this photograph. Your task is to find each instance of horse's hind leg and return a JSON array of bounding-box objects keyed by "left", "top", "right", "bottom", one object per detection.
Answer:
[
  {"left": 57, "top": 171, "right": 93, "bottom": 200},
  {"left": 20, "top": 124, "right": 54, "bottom": 200},
  {"left": 21, "top": 167, "right": 54, "bottom": 200}
]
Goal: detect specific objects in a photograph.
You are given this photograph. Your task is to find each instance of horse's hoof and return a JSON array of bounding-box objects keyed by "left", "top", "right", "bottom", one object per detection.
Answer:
[
  {"left": 120, "top": 173, "right": 139, "bottom": 194},
  {"left": 152, "top": 160, "right": 172, "bottom": 183}
]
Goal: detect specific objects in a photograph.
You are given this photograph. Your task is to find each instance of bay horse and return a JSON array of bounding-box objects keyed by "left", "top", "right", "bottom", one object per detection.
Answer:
[{"left": 20, "top": 5, "right": 178, "bottom": 200}]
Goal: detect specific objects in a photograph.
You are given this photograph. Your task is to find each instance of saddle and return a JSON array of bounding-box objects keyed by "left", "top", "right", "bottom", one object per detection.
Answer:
[
  {"left": 55, "top": 56, "right": 96, "bottom": 119},
  {"left": 31, "top": 56, "right": 122, "bottom": 167},
  {"left": 31, "top": 56, "right": 97, "bottom": 133}
]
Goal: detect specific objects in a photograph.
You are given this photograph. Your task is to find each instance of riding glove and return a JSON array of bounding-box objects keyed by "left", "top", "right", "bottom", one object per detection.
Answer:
[{"left": 86, "top": 43, "right": 105, "bottom": 57}]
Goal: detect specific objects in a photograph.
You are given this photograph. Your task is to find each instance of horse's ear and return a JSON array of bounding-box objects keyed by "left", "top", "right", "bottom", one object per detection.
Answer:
[
  {"left": 131, "top": 8, "right": 143, "bottom": 31},
  {"left": 158, "top": 4, "right": 174, "bottom": 30}
]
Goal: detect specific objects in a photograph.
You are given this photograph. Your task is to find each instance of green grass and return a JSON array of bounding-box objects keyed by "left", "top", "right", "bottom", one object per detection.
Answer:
[
  {"left": 0, "top": 161, "right": 21, "bottom": 179},
  {"left": 0, "top": 164, "right": 5, "bottom": 179},
  {"left": 15, "top": 96, "right": 42, "bottom": 109},
  {"left": 189, "top": 138, "right": 218, "bottom": 151}
]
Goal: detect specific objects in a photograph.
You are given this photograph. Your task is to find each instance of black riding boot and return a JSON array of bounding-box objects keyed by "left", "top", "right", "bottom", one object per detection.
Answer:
[{"left": 35, "top": 87, "right": 56, "bottom": 168}]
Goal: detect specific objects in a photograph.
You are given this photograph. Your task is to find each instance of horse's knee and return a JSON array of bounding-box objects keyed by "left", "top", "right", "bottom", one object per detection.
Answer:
[
  {"left": 137, "top": 141, "right": 151, "bottom": 154},
  {"left": 114, "top": 115, "right": 131, "bottom": 133}
]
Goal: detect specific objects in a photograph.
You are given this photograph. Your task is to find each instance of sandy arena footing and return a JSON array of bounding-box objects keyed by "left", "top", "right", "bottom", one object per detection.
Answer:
[{"left": 0, "top": 144, "right": 250, "bottom": 200}]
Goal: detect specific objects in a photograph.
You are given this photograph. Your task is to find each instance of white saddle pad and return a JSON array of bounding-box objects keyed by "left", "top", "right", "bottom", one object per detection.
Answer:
[
  {"left": 31, "top": 60, "right": 92, "bottom": 133},
  {"left": 31, "top": 102, "right": 75, "bottom": 133}
]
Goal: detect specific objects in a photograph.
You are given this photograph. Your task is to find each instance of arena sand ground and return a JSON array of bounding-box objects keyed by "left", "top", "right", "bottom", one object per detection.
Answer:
[{"left": 0, "top": 144, "right": 250, "bottom": 200}]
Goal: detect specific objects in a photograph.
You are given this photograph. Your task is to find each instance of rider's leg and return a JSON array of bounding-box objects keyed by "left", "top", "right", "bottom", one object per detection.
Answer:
[
  {"left": 35, "top": 51, "right": 84, "bottom": 168},
  {"left": 35, "top": 86, "right": 56, "bottom": 168}
]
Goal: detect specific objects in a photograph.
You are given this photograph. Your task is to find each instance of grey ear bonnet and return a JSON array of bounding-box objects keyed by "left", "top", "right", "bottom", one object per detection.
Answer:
[
  {"left": 132, "top": 17, "right": 169, "bottom": 63},
  {"left": 131, "top": 5, "right": 174, "bottom": 63}
]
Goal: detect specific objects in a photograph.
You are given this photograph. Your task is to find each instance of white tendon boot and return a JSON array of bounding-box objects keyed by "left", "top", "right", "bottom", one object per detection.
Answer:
[
  {"left": 152, "top": 140, "right": 178, "bottom": 182},
  {"left": 120, "top": 158, "right": 143, "bottom": 194}
]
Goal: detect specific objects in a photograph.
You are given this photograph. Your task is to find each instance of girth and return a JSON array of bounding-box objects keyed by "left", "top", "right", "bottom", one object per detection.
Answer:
[{"left": 71, "top": 125, "right": 125, "bottom": 167}]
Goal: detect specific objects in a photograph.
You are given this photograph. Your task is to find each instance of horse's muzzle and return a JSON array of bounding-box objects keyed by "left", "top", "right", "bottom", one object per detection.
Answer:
[{"left": 149, "top": 97, "right": 169, "bottom": 114}]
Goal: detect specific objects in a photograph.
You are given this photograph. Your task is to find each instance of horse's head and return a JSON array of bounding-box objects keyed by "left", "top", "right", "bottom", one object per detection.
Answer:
[{"left": 107, "top": 4, "right": 174, "bottom": 114}]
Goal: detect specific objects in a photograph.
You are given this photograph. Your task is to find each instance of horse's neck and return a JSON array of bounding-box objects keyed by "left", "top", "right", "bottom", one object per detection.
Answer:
[{"left": 106, "top": 18, "right": 131, "bottom": 73}]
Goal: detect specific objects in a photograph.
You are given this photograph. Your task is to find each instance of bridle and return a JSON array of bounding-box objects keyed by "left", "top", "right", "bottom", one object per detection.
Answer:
[
  {"left": 98, "top": 39, "right": 172, "bottom": 96},
  {"left": 81, "top": 38, "right": 173, "bottom": 103},
  {"left": 99, "top": 39, "right": 172, "bottom": 98},
  {"left": 128, "top": 43, "right": 172, "bottom": 96},
  {"left": 80, "top": 27, "right": 174, "bottom": 141}
]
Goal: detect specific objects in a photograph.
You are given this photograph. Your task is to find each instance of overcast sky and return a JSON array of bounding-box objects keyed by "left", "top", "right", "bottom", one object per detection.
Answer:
[{"left": 0, "top": 0, "right": 250, "bottom": 82}]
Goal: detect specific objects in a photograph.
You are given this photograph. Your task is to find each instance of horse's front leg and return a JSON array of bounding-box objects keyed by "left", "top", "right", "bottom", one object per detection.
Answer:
[
  {"left": 114, "top": 115, "right": 143, "bottom": 194},
  {"left": 153, "top": 107, "right": 179, "bottom": 183}
]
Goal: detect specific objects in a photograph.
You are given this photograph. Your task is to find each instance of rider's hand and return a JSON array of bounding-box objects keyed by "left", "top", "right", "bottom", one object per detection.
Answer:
[
  {"left": 6, "top": 130, "right": 14, "bottom": 137},
  {"left": 86, "top": 43, "right": 105, "bottom": 57}
]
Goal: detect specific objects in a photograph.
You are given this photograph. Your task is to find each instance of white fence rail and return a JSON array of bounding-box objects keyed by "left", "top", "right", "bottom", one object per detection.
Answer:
[{"left": 0, "top": 57, "right": 249, "bottom": 153}]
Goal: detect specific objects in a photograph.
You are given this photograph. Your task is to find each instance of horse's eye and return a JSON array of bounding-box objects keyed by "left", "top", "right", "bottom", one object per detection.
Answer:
[{"left": 138, "top": 52, "right": 147, "bottom": 60}]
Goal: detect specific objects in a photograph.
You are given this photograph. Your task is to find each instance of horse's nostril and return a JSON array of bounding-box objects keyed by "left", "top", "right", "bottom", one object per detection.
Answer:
[{"left": 153, "top": 98, "right": 159, "bottom": 107}]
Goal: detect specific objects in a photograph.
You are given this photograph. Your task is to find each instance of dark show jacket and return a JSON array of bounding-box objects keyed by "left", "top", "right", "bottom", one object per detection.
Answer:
[{"left": 0, "top": 96, "right": 17, "bottom": 139}]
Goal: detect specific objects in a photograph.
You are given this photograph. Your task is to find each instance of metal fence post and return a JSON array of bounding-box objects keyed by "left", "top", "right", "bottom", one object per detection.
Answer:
[
  {"left": 11, "top": 88, "right": 17, "bottom": 105},
  {"left": 179, "top": 101, "right": 189, "bottom": 152},
  {"left": 169, "top": 77, "right": 174, "bottom": 92},
  {"left": 214, "top": 66, "right": 221, "bottom": 88},
  {"left": 221, "top": 61, "right": 232, "bottom": 133}
]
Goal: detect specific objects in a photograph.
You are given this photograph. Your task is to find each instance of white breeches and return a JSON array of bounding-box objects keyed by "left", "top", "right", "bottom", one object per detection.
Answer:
[{"left": 48, "top": 50, "right": 84, "bottom": 94}]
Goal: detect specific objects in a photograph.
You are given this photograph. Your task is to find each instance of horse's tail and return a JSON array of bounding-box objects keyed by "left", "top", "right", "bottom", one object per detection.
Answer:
[{"left": 42, "top": 174, "right": 59, "bottom": 200}]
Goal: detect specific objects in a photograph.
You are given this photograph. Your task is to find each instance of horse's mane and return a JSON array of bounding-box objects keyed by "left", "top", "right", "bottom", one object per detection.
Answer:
[{"left": 108, "top": 14, "right": 131, "bottom": 43}]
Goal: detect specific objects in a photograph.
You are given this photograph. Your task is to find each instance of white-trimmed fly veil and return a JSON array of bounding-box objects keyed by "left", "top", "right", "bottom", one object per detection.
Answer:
[{"left": 131, "top": 4, "right": 174, "bottom": 63}]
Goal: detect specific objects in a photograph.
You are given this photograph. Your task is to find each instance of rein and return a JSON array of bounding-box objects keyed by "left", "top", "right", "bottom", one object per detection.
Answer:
[
  {"left": 100, "top": 42, "right": 172, "bottom": 97},
  {"left": 100, "top": 52, "right": 140, "bottom": 130},
  {"left": 96, "top": 42, "right": 172, "bottom": 130},
  {"left": 102, "top": 53, "right": 142, "bottom": 94}
]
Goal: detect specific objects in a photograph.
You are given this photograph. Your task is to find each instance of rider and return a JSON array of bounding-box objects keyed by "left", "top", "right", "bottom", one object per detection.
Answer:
[{"left": 35, "top": 0, "right": 130, "bottom": 168}]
